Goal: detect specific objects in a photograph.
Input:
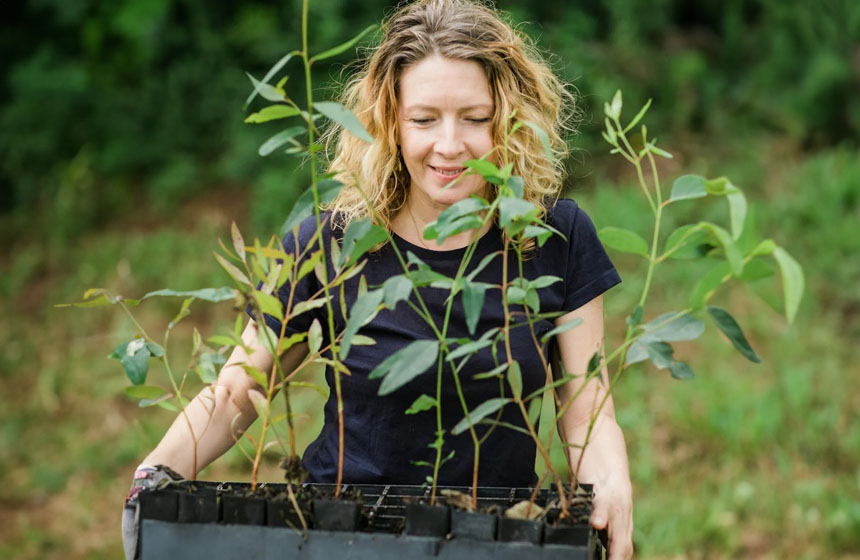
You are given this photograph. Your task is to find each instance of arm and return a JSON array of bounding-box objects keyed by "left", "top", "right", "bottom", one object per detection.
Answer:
[
  {"left": 141, "top": 319, "right": 309, "bottom": 478},
  {"left": 554, "top": 295, "right": 633, "bottom": 560}
]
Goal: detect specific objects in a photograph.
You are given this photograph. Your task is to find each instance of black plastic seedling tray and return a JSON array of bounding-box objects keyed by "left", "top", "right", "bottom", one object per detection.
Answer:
[{"left": 137, "top": 482, "right": 606, "bottom": 560}]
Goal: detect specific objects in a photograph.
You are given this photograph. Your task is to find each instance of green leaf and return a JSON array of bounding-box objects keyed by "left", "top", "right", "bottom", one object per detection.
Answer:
[
  {"left": 215, "top": 253, "right": 251, "bottom": 286},
  {"left": 280, "top": 179, "right": 345, "bottom": 236},
  {"left": 625, "top": 341, "right": 648, "bottom": 365},
  {"left": 244, "top": 72, "right": 284, "bottom": 102},
  {"left": 462, "top": 281, "right": 489, "bottom": 336},
  {"left": 739, "top": 259, "right": 776, "bottom": 283},
  {"left": 278, "top": 332, "right": 307, "bottom": 355},
  {"left": 598, "top": 227, "right": 650, "bottom": 258},
  {"left": 231, "top": 222, "right": 246, "bottom": 262},
  {"left": 55, "top": 289, "right": 118, "bottom": 308},
  {"left": 773, "top": 246, "right": 804, "bottom": 324},
  {"left": 689, "top": 262, "right": 732, "bottom": 310},
  {"left": 340, "top": 289, "right": 384, "bottom": 359},
  {"left": 369, "top": 340, "right": 440, "bottom": 396},
  {"left": 246, "top": 389, "right": 269, "bottom": 419},
  {"left": 340, "top": 218, "right": 387, "bottom": 267},
  {"left": 379, "top": 275, "right": 411, "bottom": 310},
  {"left": 521, "top": 120, "right": 554, "bottom": 162},
  {"left": 196, "top": 353, "right": 219, "bottom": 384},
  {"left": 208, "top": 334, "right": 238, "bottom": 348},
  {"left": 405, "top": 394, "right": 437, "bottom": 415},
  {"left": 289, "top": 381, "right": 328, "bottom": 398},
  {"left": 298, "top": 250, "right": 323, "bottom": 281},
  {"left": 750, "top": 239, "right": 776, "bottom": 257},
  {"left": 307, "top": 318, "right": 323, "bottom": 356},
  {"left": 425, "top": 197, "right": 488, "bottom": 243},
  {"left": 644, "top": 341, "right": 675, "bottom": 369},
  {"left": 707, "top": 306, "right": 760, "bottom": 363},
  {"left": 507, "top": 361, "right": 522, "bottom": 400},
  {"left": 648, "top": 145, "right": 673, "bottom": 159},
  {"left": 124, "top": 385, "right": 168, "bottom": 400},
  {"left": 524, "top": 373, "right": 576, "bottom": 402},
  {"left": 109, "top": 339, "right": 151, "bottom": 385},
  {"left": 530, "top": 275, "right": 562, "bottom": 290},
  {"left": 506, "top": 176, "right": 525, "bottom": 197},
  {"left": 244, "top": 51, "right": 298, "bottom": 107},
  {"left": 669, "top": 175, "right": 707, "bottom": 202},
  {"left": 499, "top": 197, "right": 538, "bottom": 228},
  {"left": 622, "top": 98, "right": 652, "bottom": 133},
  {"left": 452, "top": 397, "right": 510, "bottom": 435},
  {"left": 244, "top": 105, "right": 301, "bottom": 124},
  {"left": 540, "top": 317, "right": 583, "bottom": 344},
  {"left": 473, "top": 362, "right": 508, "bottom": 380},
  {"left": 527, "top": 398, "right": 542, "bottom": 425},
  {"left": 241, "top": 365, "right": 269, "bottom": 388},
  {"left": 524, "top": 288, "right": 540, "bottom": 313},
  {"left": 506, "top": 285, "right": 527, "bottom": 305},
  {"left": 629, "top": 340, "right": 694, "bottom": 380},
  {"left": 310, "top": 24, "right": 377, "bottom": 63},
  {"left": 140, "top": 392, "right": 176, "bottom": 408},
  {"left": 145, "top": 342, "right": 164, "bottom": 358},
  {"left": 169, "top": 297, "right": 193, "bottom": 329},
  {"left": 705, "top": 177, "right": 747, "bottom": 240},
  {"left": 350, "top": 334, "right": 376, "bottom": 346},
  {"left": 699, "top": 222, "right": 744, "bottom": 276},
  {"left": 608, "top": 90, "right": 623, "bottom": 119},
  {"left": 522, "top": 225, "right": 553, "bottom": 246},
  {"left": 142, "top": 288, "right": 236, "bottom": 302},
  {"left": 292, "top": 297, "right": 329, "bottom": 317},
  {"left": 587, "top": 351, "right": 602, "bottom": 380},
  {"left": 314, "top": 101, "right": 373, "bottom": 143},
  {"left": 259, "top": 126, "right": 306, "bottom": 156},
  {"left": 463, "top": 158, "right": 500, "bottom": 178},
  {"left": 669, "top": 361, "right": 695, "bottom": 380},
  {"left": 447, "top": 338, "right": 494, "bottom": 361},
  {"left": 663, "top": 225, "right": 709, "bottom": 260},
  {"left": 643, "top": 312, "right": 705, "bottom": 342},
  {"left": 253, "top": 291, "right": 284, "bottom": 322}
]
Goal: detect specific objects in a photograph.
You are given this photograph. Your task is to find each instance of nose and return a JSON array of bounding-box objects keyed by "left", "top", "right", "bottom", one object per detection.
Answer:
[{"left": 433, "top": 118, "right": 465, "bottom": 159}]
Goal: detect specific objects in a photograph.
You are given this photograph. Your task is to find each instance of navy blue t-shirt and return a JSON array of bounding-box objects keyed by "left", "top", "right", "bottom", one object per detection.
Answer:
[{"left": 254, "top": 198, "right": 621, "bottom": 487}]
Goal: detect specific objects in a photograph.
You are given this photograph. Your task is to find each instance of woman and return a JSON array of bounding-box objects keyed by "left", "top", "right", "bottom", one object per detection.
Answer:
[{"left": 123, "top": 1, "right": 633, "bottom": 558}]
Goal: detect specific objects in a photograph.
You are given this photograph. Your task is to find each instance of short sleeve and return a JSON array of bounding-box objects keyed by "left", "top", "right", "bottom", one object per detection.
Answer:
[
  {"left": 246, "top": 215, "right": 326, "bottom": 337},
  {"left": 555, "top": 200, "right": 622, "bottom": 311}
]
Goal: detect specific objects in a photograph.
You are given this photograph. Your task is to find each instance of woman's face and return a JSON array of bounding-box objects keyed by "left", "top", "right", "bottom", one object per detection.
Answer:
[{"left": 397, "top": 56, "right": 495, "bottom": 212}]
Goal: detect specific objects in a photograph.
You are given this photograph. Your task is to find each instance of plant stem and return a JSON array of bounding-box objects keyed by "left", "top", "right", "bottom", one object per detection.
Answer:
[{"left": 300, "top": 0, "right": 345, "bottom": 497}]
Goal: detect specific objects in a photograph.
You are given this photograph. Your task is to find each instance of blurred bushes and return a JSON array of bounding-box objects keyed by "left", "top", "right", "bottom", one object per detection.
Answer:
[{"left": 1, "top": 0, "right": 858, "bottom": 244}]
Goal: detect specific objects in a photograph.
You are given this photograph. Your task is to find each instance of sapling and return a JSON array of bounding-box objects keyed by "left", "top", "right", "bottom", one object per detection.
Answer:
[{"left": 548, "top": 90, "right": 807, "bottom": 506}]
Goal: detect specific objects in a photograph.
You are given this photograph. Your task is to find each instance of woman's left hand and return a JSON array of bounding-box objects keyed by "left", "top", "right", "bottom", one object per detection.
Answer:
[{"left": 589, "top": 469, "right": 634, "bottom": 559}]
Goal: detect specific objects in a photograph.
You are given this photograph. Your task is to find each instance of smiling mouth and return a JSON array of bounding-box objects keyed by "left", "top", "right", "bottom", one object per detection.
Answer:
[{"left": 430, "top": 166, "right": 466, "bottom": 176}]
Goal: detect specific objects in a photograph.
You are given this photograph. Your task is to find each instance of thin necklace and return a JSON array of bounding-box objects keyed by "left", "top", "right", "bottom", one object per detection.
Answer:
[{"left": 406, "top": 201, "right": 433, "bottom": 249}]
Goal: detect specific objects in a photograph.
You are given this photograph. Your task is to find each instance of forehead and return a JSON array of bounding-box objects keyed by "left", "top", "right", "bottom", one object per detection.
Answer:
[{"left": 398, "top": 56, "right": 493, "bottom": 112}]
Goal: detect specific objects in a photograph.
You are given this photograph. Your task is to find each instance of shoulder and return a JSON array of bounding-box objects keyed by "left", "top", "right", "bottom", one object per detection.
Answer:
[{"left": 544, "top": 198, "right": 589, "bottom": 235}]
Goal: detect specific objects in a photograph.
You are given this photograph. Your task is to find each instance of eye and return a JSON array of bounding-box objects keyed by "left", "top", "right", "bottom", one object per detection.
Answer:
[
  {"left": 410, "top": 118, "right": 434, "bottom": 125},
  {"left": 467, "top": 118, "right": 492, "bottom": 124}
]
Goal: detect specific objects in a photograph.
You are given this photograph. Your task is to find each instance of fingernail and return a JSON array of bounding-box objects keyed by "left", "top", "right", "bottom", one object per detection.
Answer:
[{"left": 593, "top": 517, "right": 604, "bottom": 525}]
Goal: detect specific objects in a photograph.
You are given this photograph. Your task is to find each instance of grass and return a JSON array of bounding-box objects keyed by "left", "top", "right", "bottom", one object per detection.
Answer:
[{"left": 1, "top": 135, "right": 858, "bottom": 559}]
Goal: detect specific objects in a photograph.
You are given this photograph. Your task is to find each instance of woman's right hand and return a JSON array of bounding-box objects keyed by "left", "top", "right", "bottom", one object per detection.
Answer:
[{"left": 121, "top": 465, "right": 185, "bottom": 560}]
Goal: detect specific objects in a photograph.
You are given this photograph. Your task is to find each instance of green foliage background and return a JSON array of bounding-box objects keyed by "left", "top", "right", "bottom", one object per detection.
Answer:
[{"left": 1, "top": 0, "right": 858, "bottom": 558}]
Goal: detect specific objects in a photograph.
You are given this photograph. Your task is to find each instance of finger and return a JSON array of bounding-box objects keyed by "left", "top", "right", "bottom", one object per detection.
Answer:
[
  {"left": 590, "top": 494, "right": 609, "bottom": 529},
  {"left": 607, "top": 504, "right": 634, "bottom": 560},
  {"left": 121, "top": 504, "right": 139, "bottom": 560}
]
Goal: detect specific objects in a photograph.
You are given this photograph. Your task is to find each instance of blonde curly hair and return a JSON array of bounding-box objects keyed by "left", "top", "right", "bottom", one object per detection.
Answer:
[{"left": 323, "top": 0, "right": 577, "bottom": 233}]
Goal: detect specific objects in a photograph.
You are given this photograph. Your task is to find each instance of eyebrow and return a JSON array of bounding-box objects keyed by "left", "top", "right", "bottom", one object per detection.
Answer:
[{"left": 403, "top": 104, "right": 494, "bottom": 113}]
